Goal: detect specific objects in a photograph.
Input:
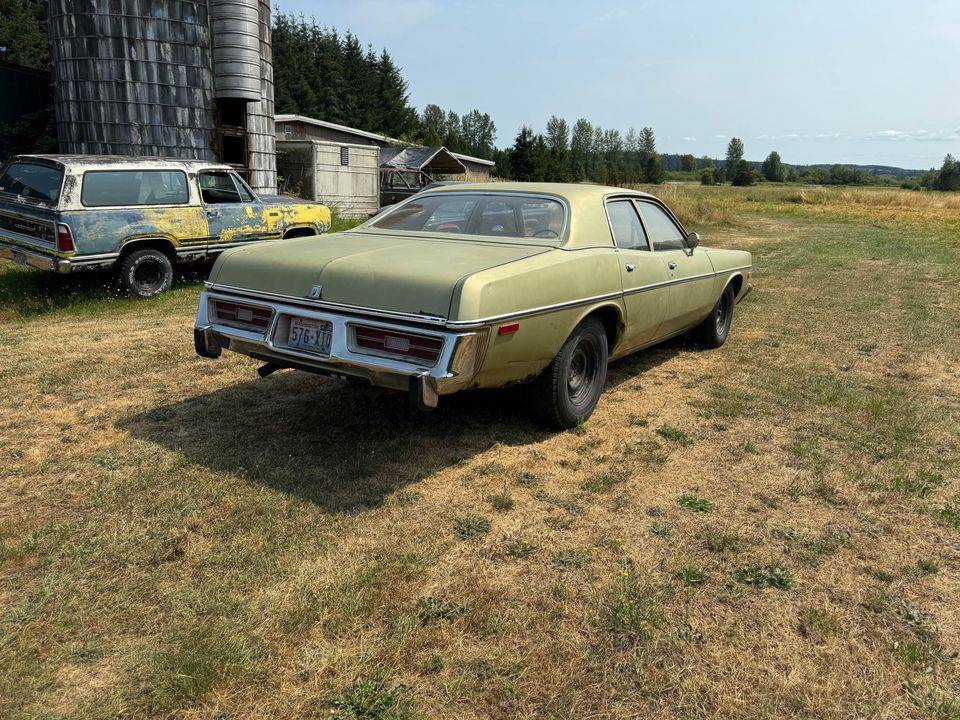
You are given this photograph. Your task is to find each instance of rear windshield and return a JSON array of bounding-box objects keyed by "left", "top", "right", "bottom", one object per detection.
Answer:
[
  {"left": 0, "top": 161, "right": 64, "bottom": 206},
  {"left": 372, "top": 193, "right": 565, "bottom": 240},
  {"left": 81, "top": 170, "right": 190, "bottom": 207}
]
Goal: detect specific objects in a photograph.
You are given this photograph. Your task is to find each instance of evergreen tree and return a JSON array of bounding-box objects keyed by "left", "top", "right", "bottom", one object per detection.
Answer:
[
  {"left": 510, "top": 126, "right": 537, "bottom": 180},
  {"left": 545, "top": 115, "right": 570, "bottom": 181},
  {"left": 644, "top": 153, "right": 666, "bottom": 184},
  {"left": 731, "top": 159, "right": 754, "bottom": 186},
  {"left": 570, "top": 118, "right": 593, "bottom": 181},
  {"left": 933, "top": 154, "right": 960, "bottom": 191},
  {"left": 680, "top": 154, "right": 696, "bottom": 172},
  {"left": 761, "top": 150, "right": 785, "bottom": 182},
  {"left": 725, "top": 137, "right": 745, "bottom": 180}
]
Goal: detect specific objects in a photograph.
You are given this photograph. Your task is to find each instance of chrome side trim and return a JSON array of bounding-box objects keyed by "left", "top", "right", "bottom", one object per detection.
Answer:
[{"left": 207, "top": 264, "right": 753, "bottom": 331}]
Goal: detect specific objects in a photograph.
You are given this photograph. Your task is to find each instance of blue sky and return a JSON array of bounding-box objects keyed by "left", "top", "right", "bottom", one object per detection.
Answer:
[{"left": 278, "top": 0, "right": 960, "bottom": 169}]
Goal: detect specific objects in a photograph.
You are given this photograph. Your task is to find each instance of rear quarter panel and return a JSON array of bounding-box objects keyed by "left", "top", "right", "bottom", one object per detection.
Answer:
[{"left": 453, "top": 248, "right": 625, "bottom": 387}]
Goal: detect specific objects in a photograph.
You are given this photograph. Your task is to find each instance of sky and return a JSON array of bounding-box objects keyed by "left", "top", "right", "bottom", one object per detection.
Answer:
[{"left": 278, "top": 0, "right": 960, "bottom": 169}]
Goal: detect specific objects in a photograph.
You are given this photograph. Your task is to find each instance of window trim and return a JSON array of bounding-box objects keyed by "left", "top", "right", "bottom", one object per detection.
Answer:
[
  {"left": 603, "top": 196, "right": 653, "bottom": 252},
  {"left": 633, "top": 198, "right": 690, "bottom": 253},
  {"left": 79, "top": 168, "right": 191, "bottom": 208},
  {"left": 364, "top": 191, "right": 570, "bottom": 242}
]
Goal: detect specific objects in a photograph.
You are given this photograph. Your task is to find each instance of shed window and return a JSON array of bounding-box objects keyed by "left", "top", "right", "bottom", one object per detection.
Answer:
[
  {"left": 81, "top": 170, "right": 189, "bottom": 207},
  {"left": 340, "top": 147, "right": 350, "bottom": 166}
]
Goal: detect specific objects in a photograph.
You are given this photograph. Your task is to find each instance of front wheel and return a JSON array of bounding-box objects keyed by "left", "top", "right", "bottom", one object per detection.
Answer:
[
  {"left": 693, "top": 283, "right": 735, "bottom": 348},
  {"left": 118, "top": 248, "right": 173, "bottom": 298},
  {"left": 532, "top": 317, "right": 608, "bottom": 429}
]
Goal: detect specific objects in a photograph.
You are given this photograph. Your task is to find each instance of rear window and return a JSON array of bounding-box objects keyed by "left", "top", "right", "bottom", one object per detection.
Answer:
[
  {"left": 372, "top": 193, "right": 565, "bottom": 240},
  {"left": 0, "top": 161, "right": 64, "bottom": 206},
  {"left": 81, "top": 170, "right": 189, "bottom": 207}
]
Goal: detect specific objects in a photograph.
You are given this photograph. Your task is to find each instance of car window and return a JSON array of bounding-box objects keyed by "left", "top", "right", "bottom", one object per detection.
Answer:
[
  {"left": 200, "top": 171, "right": 243, "bottom": 203},
  {"left": 637, "top": 202, "right": 686, "bottom": 251},
  {"left": 606, "top": 200, "right": 649, "bottom": 250},
  {"left": 81, "top": 170, "right": 189, "bottom": 207},
  {"left": 372, "top": 193, "right": 565, "bottom": 240},
  {"left": 0, "top": 162, "right": 64, "bottom": 205}
]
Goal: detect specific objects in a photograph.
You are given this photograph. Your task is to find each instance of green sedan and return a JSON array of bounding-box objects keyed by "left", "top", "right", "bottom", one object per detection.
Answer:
[{"left": 194, "top": 183, "right": 752, "bottom": 427}]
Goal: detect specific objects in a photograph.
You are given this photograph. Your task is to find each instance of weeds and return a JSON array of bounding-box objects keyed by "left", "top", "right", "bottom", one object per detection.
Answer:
[
  {"left": 656, "top": 425, "right": 692, "bottom": 446},
  {"left": 454, "top": 515, "right": 491, "bottom": 540},
  {"left": 734, "top": 564, "right": 794, "bottom": 589},
  {"left": 678, "top": 494, "right": 713, "bottom": 513},
  {"left": 331, "top": 678, "right": 417, "bottom": 720}
]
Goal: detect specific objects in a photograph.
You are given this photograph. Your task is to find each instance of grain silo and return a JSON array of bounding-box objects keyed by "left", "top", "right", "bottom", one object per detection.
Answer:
[{"left": 47, "top": 0, "right": 276, "bottom": 193}]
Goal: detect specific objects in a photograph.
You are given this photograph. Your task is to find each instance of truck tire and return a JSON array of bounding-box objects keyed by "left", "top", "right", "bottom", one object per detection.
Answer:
[
  {"left": 692, "top": 283, "right": 735, "bottom": 348},
  {"left": 118, "top": 248, "right": 173, "bottom": 298},
  {"left": 532, "top": 316, "right": 608, "bottom": 429}
]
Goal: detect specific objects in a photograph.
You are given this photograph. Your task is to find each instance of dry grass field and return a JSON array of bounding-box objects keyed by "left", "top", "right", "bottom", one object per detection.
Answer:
[{"left": 1, "top": 184, "right": 959, "bottom": 719}]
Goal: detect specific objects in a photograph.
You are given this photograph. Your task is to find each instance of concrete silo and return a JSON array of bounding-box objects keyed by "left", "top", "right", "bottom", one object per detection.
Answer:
[{"left": 47, "top": 0, "right": 276, "bottom": 193}]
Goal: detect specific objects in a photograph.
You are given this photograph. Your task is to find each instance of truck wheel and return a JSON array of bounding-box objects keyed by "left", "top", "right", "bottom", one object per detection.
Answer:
[
  {"left": 693, "top": 283, "right": 735, "bottom": 348},
  {"left": 532, "top": 317, "right": 608, "bottom": 429},
  {"left": 118, "top": 248, "right": 173, "bottom": 298}
]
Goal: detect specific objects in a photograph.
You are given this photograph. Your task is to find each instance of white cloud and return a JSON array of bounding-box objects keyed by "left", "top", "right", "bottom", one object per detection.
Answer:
[
  {"left": 713, "top": 134, "right": 726, "bottom": 139},
  {"left": 865, "top": 128, "right": 960, "bottom": 142},
  {"left": 682, "top": 136, "right": 697, "bottom": 142}
]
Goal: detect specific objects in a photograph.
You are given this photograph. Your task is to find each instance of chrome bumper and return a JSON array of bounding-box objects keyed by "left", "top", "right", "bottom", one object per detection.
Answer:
[
  {"left": 0, "top": 240, "right": 116, "bottom": 273},
  {"left": 194, "top": 289, "right": 487, "bottom": 408}
]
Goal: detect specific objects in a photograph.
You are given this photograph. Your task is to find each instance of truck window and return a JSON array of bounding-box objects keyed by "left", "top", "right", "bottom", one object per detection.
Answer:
[
  {"left": 200, "top": 171, "right": 247, "bottom": 204},
  {"left": 81, "top": 170, "right": 189, "bottom": 207},
  {"left": 0, "top": 161, "right": 64, "bottom": 206}
]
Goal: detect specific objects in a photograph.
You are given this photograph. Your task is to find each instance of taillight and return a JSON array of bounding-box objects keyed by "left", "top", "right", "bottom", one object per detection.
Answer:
[
  {"left": 353, "top": 325, "right": 443, "bottom": 365},
  {"left": 56, "top": 223, "right": 74, "bottom": 252},
  {"left": 212, "top": 300, "right": 272, "bottom": 331}
]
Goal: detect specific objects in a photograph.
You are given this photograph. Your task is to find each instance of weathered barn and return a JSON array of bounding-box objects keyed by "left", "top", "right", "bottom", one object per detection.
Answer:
[{"left": 46, "top": 0, "right": 277, "bottom": 193}]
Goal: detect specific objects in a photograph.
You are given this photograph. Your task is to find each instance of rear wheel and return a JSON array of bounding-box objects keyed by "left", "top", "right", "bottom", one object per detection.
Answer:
[
  {"left": 532, "top": 317, "right": 608, "bottom": 429},
  {"left": 118, "top": 248, "right": 173, "bottom": 298},
  {"left": 693, "top": 283, "right": 735, "bottom": 348}
]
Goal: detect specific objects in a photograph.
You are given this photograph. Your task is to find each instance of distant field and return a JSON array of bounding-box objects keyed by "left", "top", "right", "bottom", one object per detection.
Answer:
[{"left": 1, "top": 185, "right": 958, "bottom": 719}]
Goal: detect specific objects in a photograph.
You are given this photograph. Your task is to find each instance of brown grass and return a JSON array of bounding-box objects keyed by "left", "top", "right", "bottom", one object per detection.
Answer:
[{"left": 1, "top": 184, "right": 959, "bottom": 719}]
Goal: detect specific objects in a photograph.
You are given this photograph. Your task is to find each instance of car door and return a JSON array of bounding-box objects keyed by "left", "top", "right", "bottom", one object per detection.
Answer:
[
  {"left": 199, "top": 170, "right": 271, "bottom": 247},
  {"left": 605, "top": 198, "right": 671, "bottom": 350},
  {"left": 636, "top": 200, "right": 716, "bottom": 337}
]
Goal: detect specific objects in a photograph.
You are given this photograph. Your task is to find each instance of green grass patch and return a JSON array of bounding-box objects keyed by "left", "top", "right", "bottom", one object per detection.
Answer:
[
  {"left": 734, "top": 563, "right": 794, "bottom": 589},
  {"left": 678, "top": 494, "right": 713, "bottom": 513},
  {"left": 453, "top": 514, "right": 491, "bottom": 540},
  {"left": 656, "top": 425, "right": 692, "bottom": 446}
]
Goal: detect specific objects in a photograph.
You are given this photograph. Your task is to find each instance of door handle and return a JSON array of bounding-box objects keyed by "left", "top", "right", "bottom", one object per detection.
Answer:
[
  {"left": 667, "top": 261, "right": 678, "bottom": 270},
  {"left": 206, "top": 209, "right": 220, "bottom": 218},
  {"left": 625, "top": 263, "right": 636, "bottom": 272}
]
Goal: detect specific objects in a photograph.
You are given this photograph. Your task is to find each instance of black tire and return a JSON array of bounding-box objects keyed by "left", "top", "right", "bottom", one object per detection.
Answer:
[
  {"left": 118, "top": 248, "right": 173, "bottom": 298},
  {"left": 532, "top": 316, "right": 608, "bottom": 429},
  {"left": 693, "top": 283, "right": 735, "bottom": 348}
]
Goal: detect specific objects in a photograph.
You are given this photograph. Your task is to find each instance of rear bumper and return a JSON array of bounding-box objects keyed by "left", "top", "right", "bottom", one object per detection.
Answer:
[
  {"left": 0, "top": 240, "right": 115, "bottom": 273},
  {"left": 194, "top": 288, "right": 487, "bottom": 408}
]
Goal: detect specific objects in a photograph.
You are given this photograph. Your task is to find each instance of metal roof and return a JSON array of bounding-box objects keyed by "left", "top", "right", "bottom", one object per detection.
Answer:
[
  {"left": 379, "top": 146, "right": 466, "bottom": 174},
  {"left": 275, "top": 114, "right": 496, "bottom": 167}
]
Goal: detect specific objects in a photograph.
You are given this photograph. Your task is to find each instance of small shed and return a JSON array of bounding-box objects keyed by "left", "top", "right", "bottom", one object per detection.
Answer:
[
  {"left": 276, "top": 139, "right": 380, "bottom": 217},
  {"left": 379, "top": 146, "right": 466, "bottom": 206}
]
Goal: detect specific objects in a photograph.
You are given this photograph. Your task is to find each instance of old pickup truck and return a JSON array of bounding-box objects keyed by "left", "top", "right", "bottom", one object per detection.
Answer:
[{"left": 0, "top": 155, "right": 331, "bottom": 296}]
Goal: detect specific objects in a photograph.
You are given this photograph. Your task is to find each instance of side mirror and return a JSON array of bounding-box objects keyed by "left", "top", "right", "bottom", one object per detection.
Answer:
[{"left": 686, "top": 231, "right": 700, "bottom": 250}]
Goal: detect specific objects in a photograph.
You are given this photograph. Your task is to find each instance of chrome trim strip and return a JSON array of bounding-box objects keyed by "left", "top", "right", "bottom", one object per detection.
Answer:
[
  {"left": 206, "top": 282, "right": 449, "bottom": 326},
  {"left": 207, "top": 265, "right": 752, "bottom": 331}
]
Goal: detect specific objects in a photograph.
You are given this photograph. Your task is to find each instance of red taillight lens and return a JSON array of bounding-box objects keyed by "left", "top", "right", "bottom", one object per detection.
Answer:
[
  {"left": 56, "top": 223, "right": 74, "bottom": 252},
  {"left": 212, "top": 300, "right": 272, "bottom": 330},
  {"left": 354, "top": 325, "right": 443, "bottom": 365}
]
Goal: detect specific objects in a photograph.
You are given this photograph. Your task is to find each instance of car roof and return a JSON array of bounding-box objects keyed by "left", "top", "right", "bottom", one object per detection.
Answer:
[
  {"left": 420, "top": 181, "right": 657, "bottom": 203},
  {"left": 13, "top": 154, "right": 232, "bottom": 173}
]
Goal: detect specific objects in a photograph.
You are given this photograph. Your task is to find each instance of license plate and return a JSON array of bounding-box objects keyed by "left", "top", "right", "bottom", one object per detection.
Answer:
[
  {"left": 12, "top": 251, "right": 27, "bottom": 266},
  {"left": 287, "top": 317, "right": 332, "bottom": 355}
]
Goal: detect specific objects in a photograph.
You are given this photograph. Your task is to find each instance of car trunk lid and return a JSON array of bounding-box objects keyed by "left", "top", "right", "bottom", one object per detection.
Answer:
[{"left": 210, "top": 230, "right": 550, "bottom": 318}]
